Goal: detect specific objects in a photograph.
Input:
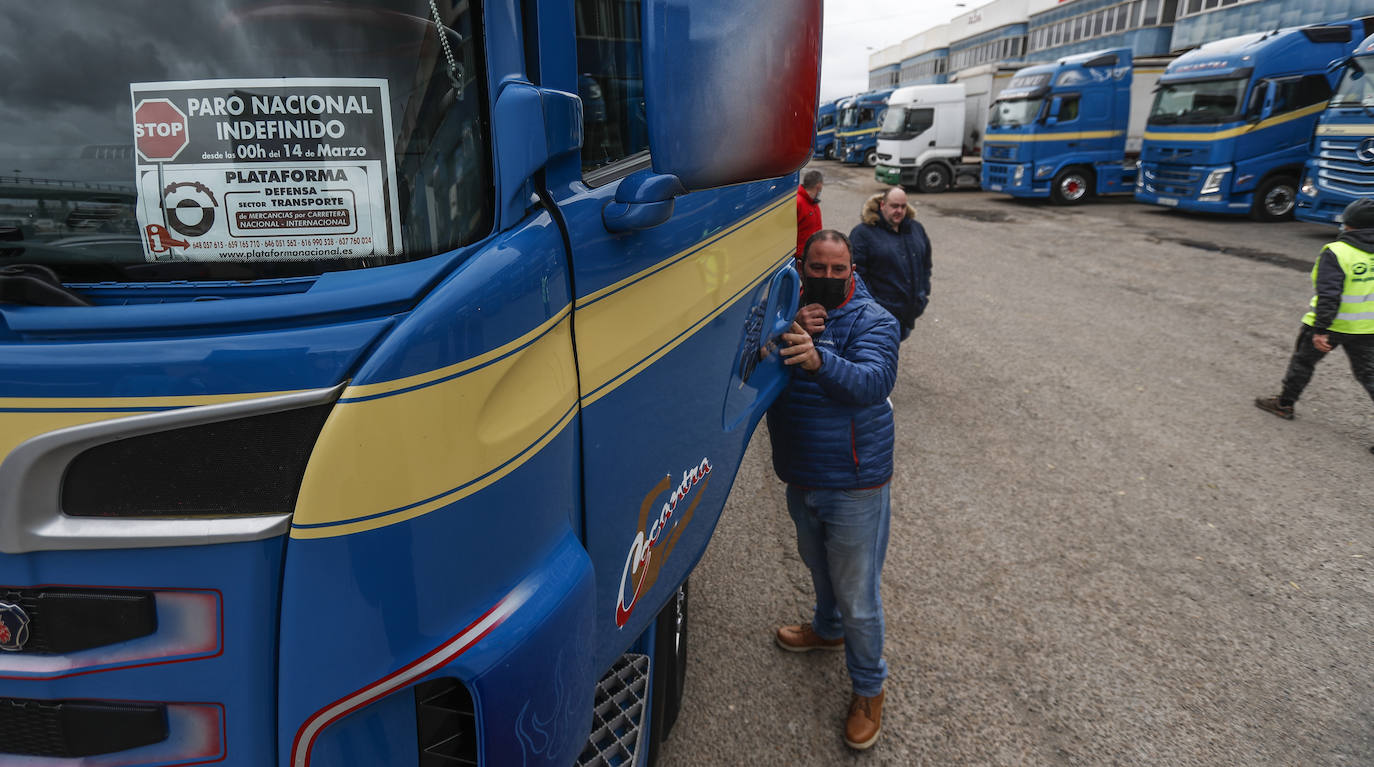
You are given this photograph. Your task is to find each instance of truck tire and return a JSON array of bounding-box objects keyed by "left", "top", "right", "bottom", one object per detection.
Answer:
[
  {"left": 1050, "top": 167, "right": 1092, "bottom": 205},
  {"left": 1250, "top": 175, "right": 1297, "bottom": 222},
  {"left": 864, "top": 149, "right": 878, "bottom": 167},
  {"left": 825, "top": 144, "right": 835, "bottom": 160},
  {"left": 917, "top": 164, "right": 951, "bottom": 193},
  {"left": 646, "top": 580, "right": 689, "bottom": 767}
]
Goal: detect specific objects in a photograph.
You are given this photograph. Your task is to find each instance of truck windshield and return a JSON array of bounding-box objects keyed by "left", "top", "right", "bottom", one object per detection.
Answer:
[
  {"left": 0, "top": 1, "right": 491, "bottom": 283},
  {"left": 1329, "top": 59, "right": 1374, "bottom": 108},
  {"left": 1148, "top": 77, "right": 1248, "bottom": 125},
  {"left": 840, "top": 107, "right": 860, "bottom": 128},
  {"left": 878, "top": 107, "right": 934, "bottom": 139},
  {"left": 988, "top": 98, "right": 1044, "bottom": 128}
]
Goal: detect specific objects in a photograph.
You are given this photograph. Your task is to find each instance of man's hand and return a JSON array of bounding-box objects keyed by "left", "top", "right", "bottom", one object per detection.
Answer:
[
  {"left": 1314, "top": 333, "right": 1334, "bottom": 353},
  {"left": 797, "top": 303, "right": 827, "bottom": 337},
  {"left": 780, "top": 321, "right": 822, "bottom": 372}
]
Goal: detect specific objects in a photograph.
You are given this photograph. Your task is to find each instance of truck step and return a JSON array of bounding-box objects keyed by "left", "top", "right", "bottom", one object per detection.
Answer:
[{"left": 576, "top": 653, "right": 650, "bottom": 767}]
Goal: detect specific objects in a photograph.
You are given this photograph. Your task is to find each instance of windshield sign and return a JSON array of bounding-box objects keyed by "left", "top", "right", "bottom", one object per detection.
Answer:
[
  {"left": 1149, "top": 78, "right": 1249, "bottom": 125},
  {"left": 988, "top": 98, "right": 1044, "bottom": 128},
  {"left": 132, "top": 79, "right": 401, "bottom": 263},
  {"left": 1008, "top": 73, "right": 1051, "bottom": 90},
  {"left": 0, "top": 1, "right": 490, "bottom": 282}
]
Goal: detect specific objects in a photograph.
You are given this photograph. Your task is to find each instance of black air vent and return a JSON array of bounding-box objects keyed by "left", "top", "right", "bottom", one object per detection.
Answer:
[
  {"left": 0, "top": 588, "right": 156, "bottom": 654},
  {"left": 415, "top": 677, "right": 478, "bottom": 766},
  {"left": 1302, "top": 25, "right": 1353, "bottom": 44},
  {"left": 62, "top": 404, "right": 333, "bottom": 517},
  {"left": 0, "top": 697, "right": 168, "bottom": 757}
]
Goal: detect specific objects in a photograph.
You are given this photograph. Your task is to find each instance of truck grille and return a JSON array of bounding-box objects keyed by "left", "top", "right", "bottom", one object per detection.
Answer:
[
  {"left": 0, "top": 697, "right": 168, "bottom": 758},
  {"left": 0, "top": 587, "right": 156, "bottom": 654},
  {"left": 1312, "top": 138, "right": 1374, "bottom": 197},
  {"left": 983, "top": 163, "right": 1012, "bottom": 186},
  {"left": 576, "top": 653, "right": 649, "bottom": 767},
  {"left": 1142, "top": 165, "right": 1200, "bottom": 197},
  {"left": 985, "top": 144, "right": 1017, "bottom": 161},
  {"left": 1144, "top": 144, "right": 1207, "bottom": 164}
]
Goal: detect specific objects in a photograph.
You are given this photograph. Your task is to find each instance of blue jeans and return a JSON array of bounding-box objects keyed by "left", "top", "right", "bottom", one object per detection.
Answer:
[{"left": 785, "top": 483, "right": 890, "bottom": 697}]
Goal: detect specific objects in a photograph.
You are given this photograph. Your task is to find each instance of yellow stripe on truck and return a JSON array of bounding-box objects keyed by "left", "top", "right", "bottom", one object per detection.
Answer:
[{"left": 1143, "top": 102, "right": 1326, "bottom": 142}]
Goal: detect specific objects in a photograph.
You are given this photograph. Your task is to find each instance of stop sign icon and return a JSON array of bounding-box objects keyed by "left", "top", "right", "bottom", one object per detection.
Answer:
[{"left": 133, "top": 99, "right": 190, "bottom": 162}]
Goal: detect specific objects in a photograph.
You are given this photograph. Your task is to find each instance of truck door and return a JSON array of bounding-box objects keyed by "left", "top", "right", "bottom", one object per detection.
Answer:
[{"left": 537, "top": 0, "right": 802, "bottom": 670}]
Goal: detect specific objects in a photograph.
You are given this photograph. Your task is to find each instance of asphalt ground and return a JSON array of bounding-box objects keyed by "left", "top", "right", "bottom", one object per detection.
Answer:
[{"left": 657, "top": 161, "right": 1373, "bottom": 766}]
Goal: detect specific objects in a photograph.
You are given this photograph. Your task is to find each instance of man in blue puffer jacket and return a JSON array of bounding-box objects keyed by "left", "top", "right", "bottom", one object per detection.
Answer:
[
  {"left": 767, "top": 229, "right": 900, "bottom": 751},
  {"left": 849, "top": 187, "right": 932, "bottom": 342}
]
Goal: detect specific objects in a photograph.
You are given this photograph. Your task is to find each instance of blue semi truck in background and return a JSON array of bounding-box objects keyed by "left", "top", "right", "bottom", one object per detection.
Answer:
[
  {"left": 814, "top": 98, "right": 839, "bottom": 159},
  {"left": 1136, "top": 17, "right": 1374, "bottom": 222},
  {"left": 0, "top": 1, "right": 820, "bottom": 766},
  {"left": 835, "top": 89, "right": 894, "bottom": 167},
  {"left": 981, "top": 48, "right": 1170, "bottom": 205},
  {"left": 1297, "top": 33, "right": 1374, "bottom": 224}
]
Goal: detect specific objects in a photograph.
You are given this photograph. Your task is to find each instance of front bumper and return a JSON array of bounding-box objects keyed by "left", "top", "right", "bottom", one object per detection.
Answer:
[
  {"left": 1135, "top": 163, "right": 1250, "bottom": 214},
  {"left": 981, "top": 162, "right": 1043, "bottom": 198}
]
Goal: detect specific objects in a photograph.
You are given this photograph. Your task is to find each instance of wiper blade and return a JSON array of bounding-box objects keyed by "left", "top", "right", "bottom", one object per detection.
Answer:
[{"left": 0, "top": 264, "right": 91, "bottom": 307}]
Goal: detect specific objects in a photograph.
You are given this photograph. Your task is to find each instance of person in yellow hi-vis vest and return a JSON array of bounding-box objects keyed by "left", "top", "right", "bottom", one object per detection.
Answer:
[{"left": 1256, "top": 198, "right": 1374, "bottom": 446}]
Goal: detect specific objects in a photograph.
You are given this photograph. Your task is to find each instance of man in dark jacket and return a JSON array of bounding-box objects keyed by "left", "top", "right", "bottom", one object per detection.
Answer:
[
  {"left": 1255, "top": 198, "right": 1374, "bottom": 446},
  {"left": 849, "top": 186, "right": 932, "bottom": 341},
  {"left": 796, "top": 170, "right": 823, "bottom": 260},
  {"left": 768, "top": 229, "right": 900, "bottom": 750}
]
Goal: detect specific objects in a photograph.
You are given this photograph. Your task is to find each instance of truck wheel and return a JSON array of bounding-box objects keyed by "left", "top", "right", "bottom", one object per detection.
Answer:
[
  {"left": 646, "top": 580, "right": 689, "bottom": 767},
  {"left": 825, "top": 144, "right": 835, "bottom": 160},
  {"left": 917, "top": 164, "right": 951, "bottom": 193},
  {"left": 1050, "top": 168, "right": 1092, "bottom": 205},
  {"left": 1251, "top": 175, "right": 1297, "bottom": 222},
  {"left": 864, "top": 150, "right": 878, "bottom": 167}
]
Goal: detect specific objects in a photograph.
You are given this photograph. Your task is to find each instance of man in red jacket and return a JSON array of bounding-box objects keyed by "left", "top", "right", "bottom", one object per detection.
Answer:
[{"left": 796, "top": 170, "right": 823, "bottom": 260}]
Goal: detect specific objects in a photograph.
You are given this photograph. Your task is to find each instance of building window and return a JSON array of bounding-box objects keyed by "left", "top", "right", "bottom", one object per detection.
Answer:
[{"left": 1028, "top": 0, "right": 1180, "bottom": 52}]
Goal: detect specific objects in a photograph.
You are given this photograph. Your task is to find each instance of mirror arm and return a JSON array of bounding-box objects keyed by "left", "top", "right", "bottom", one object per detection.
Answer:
[{"left": 603, "top": 169, "right": 687, "bottom": 233}]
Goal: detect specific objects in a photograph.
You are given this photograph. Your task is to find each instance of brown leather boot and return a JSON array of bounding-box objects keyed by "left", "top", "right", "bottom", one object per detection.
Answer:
[
  {"left": 775, "top": 623, "right": 844, "bottom": 653},
  {"left": 844, "top": 690, "right": 884, "bottom": 750}
]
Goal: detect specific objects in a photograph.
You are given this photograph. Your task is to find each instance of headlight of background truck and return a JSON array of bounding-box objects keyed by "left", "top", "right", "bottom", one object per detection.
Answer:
[{"left": 1200, "top": 168, "right": 1231, "bottom": 196}]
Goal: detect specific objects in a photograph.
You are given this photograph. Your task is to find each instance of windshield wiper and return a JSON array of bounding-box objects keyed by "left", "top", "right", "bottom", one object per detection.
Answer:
[{"left": 0, "top": 264, "right": 91, "bottom": 307}]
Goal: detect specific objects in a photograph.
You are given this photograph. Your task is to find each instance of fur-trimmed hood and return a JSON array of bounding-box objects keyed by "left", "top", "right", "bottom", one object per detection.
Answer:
[{"left": 860, "top": 192, "right": 918, "bottom": 228}]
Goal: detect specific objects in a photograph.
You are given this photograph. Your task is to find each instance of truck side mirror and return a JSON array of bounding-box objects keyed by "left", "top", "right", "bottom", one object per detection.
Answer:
[
  {"left": 642, "top": 0, "right": 820, "bottom": 192},
  {"left": 1044, "top": 97, "right": 1061, "bottom": 126}
]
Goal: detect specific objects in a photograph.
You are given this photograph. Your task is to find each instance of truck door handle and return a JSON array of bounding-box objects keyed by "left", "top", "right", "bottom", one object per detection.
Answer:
[
  {"left": 761, "top": 264, "right": 800, "bottom": 344},
  {"left": 1066, "top": 142, "right": 1078, "bottom": 147},
  {"left": 928, "top": 140, "right": 936, "bottom": 146}
]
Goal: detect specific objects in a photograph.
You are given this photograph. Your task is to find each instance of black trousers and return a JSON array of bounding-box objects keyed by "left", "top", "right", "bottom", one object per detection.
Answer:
[{"left": 1280, "top": 325, "right": 1374, "bottom": 404}]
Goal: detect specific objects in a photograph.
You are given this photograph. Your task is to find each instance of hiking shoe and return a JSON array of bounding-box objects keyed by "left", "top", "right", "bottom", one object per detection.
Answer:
[
  {"left": 844, "top": 690, "right": 884, "bottom": 750},
  {"left": 775, "top": 623, "right": 844, "bottom": 653},
  {"left": 1254, "top": 396, "right": 1294, "bottom": 420}
]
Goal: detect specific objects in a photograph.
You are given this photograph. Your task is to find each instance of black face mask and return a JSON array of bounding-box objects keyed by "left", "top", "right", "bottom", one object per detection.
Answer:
[{"left": 803, "top": 275, "right": 848, "bottom": 311}]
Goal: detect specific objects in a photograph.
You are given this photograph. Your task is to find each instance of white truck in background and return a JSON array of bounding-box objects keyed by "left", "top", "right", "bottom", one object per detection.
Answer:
[{"left": 874, "top": 83, "right": 982, "bottom": 192}]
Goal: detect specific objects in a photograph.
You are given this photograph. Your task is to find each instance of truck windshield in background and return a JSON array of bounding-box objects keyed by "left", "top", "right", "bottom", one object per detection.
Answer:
[
  {"left": 840, "top": 107, "right": 859, "bottom": 128},
  {"left": 1329, "top": 60, "right": 1374, "bottom": 107},
  {"left": 0, "top": 1, "right": 491, "bottom": 282},
  {"left": 988, "top": 98, "right": 1043, "bottom": 128},
  {"left": 1148, "top": 77, "right": 1249, "bottom": 124},
  {"left": 878, "top": 107, "right": 934, "bottom": 140}
]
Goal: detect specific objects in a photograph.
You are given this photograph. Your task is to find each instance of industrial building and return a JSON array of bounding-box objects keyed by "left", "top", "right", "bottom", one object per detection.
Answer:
[{"left": 869, "top": 0, "right": 1374, "bottom": 94}]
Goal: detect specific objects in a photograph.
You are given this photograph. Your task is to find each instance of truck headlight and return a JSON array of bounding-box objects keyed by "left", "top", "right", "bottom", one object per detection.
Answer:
[
  {"left": 1013, "top": 165, "right": 1026, "bottom": 184},
  {"left": 1199, "top": 168, "right": 1231, "bottom": 196},
  {"left": 1300, "top": 174, "right": 1316, "bottom": 197}
]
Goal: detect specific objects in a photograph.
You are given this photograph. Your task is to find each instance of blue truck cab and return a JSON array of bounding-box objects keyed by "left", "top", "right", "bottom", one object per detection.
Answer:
[
  {"left": 814, "top": 99, "right": 839, "bottom": 159},
  {"left": 983, "top": 48, "right": 1166, "bottom": 205},
  {"left": 0, "top": 1, "right": 820, "bottom": 766},
  {"left": 1137, "top": 18, "right": 1374, "bottom": 221},
  {"left": 1297, "top": 33, "right": 1374, "bottom": 224},
  {"left": 835, "top": 90, "right": 894, "bottom": 167}
]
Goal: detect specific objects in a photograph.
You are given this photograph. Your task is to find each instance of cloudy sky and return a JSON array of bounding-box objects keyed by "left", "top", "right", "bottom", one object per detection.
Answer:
[{"left": 820, "top": 0, "right": 991, "bottom": 101}]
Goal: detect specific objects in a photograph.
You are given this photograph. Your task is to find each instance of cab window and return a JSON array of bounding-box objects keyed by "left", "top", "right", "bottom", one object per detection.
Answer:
[{"left": 575, "top": 0, "right": 649, "bottom": 176}]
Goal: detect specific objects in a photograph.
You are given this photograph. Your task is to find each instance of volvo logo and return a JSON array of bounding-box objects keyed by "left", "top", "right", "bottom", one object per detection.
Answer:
[
  {"left": 1357, "top": 138, "right": 1374, "bottom": 165},
  {"left": 0, "top": 602, "right": 30, "bottom": 651}
]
